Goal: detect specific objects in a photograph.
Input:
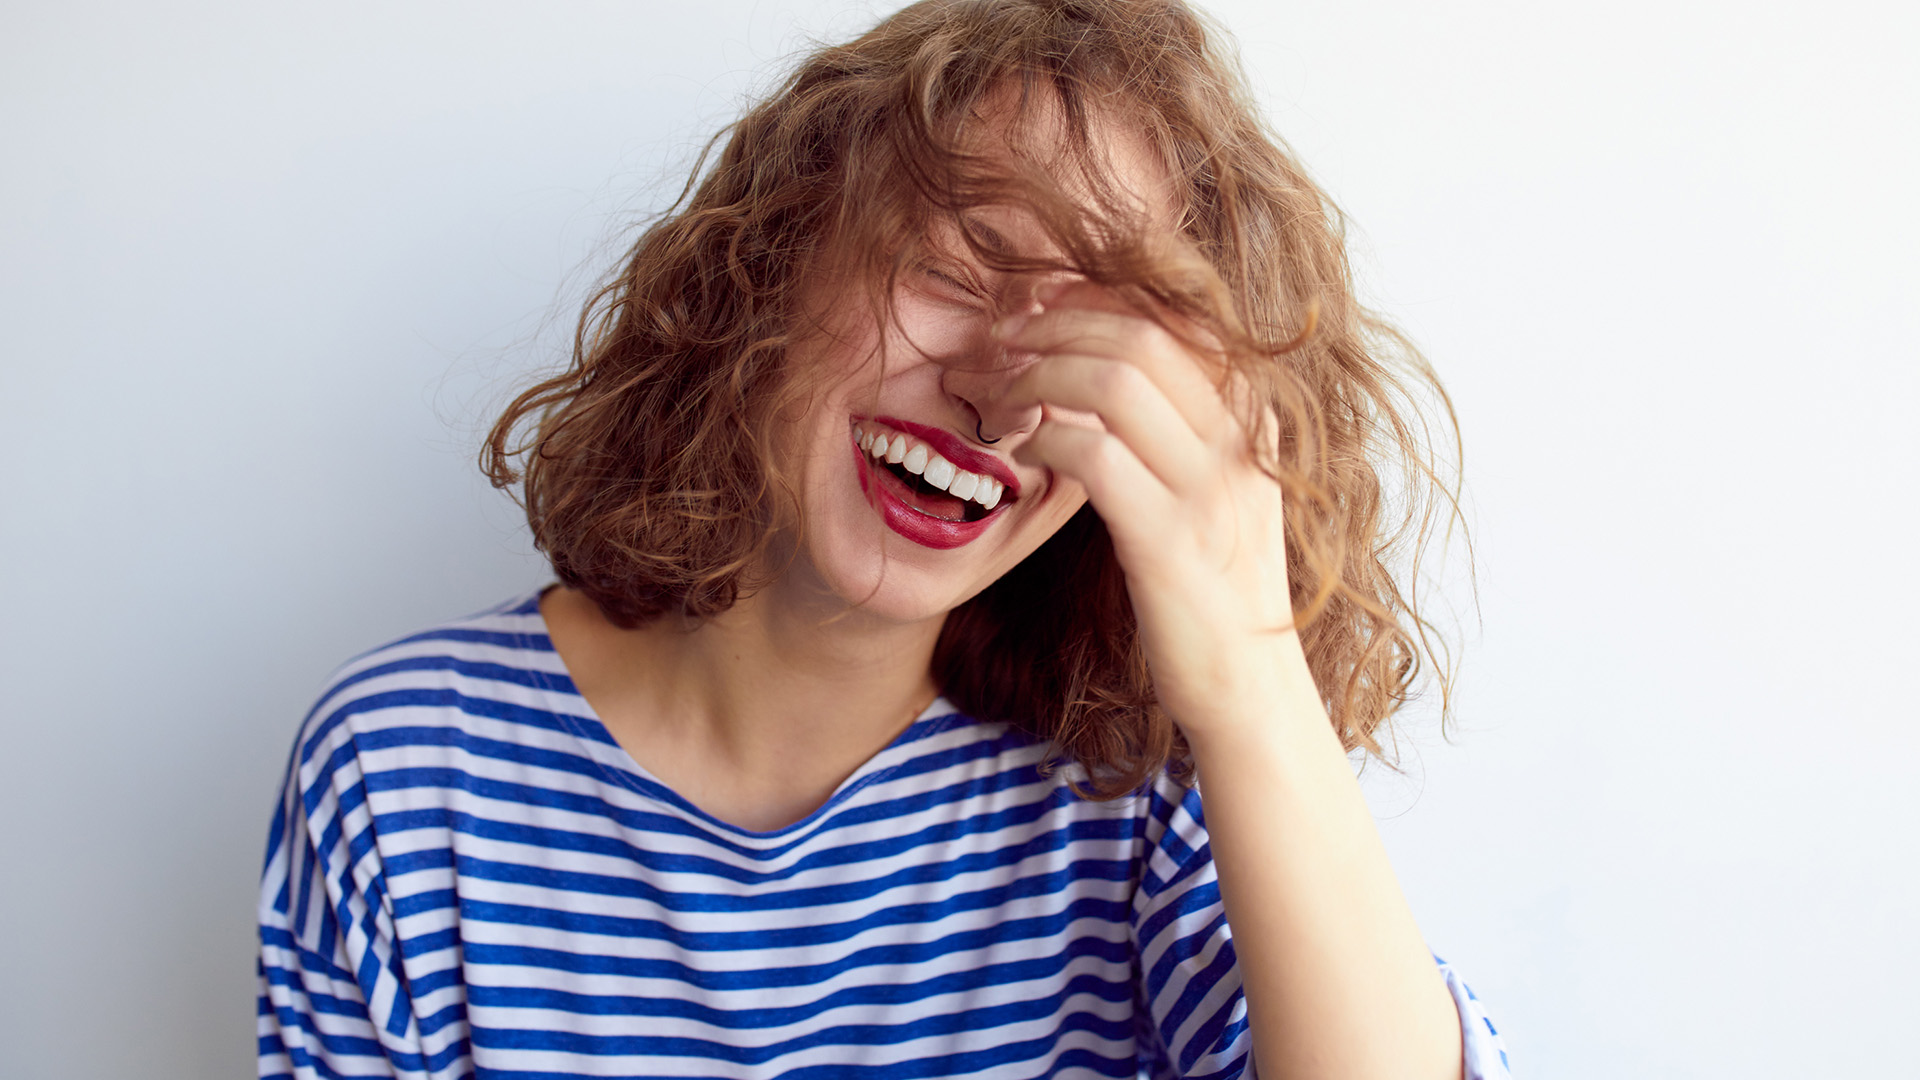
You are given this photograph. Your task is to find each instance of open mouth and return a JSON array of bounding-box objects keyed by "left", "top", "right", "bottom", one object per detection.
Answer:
[
  {"left": 873, "top": 457, "right": 994, "bottom": 523},
  {"left": 850, "top": 418, "right": 1019, "bottom": 548}
]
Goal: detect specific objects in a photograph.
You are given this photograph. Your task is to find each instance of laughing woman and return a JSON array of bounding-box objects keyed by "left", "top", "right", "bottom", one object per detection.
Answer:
[{"left": 256, "top": 1, "right": 1511, "bottom": 1077}]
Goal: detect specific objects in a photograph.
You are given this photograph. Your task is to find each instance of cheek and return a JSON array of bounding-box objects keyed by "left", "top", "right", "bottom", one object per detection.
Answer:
[
  {"left": 890, "top": 295, "right": 990, "bottom": 362},
  {"left": 1024, "top": 481, "right": 1091, "bottom": 545}
]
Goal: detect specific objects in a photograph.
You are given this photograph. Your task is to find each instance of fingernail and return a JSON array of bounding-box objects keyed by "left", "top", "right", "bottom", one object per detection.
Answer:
[{"left": 992, "top": 312, "right": 1029, "bottom": 338}]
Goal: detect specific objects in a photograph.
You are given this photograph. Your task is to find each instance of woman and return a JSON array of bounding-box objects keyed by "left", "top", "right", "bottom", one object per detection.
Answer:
[{"left": 257, "top": 1, "right": 1510, "bottom": 1077}]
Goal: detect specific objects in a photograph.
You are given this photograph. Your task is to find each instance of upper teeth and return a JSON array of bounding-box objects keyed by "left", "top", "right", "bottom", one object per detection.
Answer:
[{"left": 856, "top": 425, "right": 1005, "bottom": 511}]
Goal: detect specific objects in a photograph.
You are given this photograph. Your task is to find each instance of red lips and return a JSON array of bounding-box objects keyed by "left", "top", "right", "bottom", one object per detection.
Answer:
[
  {"left": 850, "top": 422, "right": 1015, "bottom": 549},
  {"left": 871, "top": 416, "right": 1021, "bottom": 499}
]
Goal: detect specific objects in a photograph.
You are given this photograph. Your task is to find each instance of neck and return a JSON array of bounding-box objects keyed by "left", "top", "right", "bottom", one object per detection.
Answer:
[
  {"left": 540, "top": 575, "right": 946, "bottom": 823},
  {"left": 646, "top": 585, "right": 945, "bottom": 764}
]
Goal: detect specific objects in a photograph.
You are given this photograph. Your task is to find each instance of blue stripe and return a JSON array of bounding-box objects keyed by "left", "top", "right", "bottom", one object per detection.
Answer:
[
  {"left": 466, "top": 987, "right": 1133, "bottom": 1062},
  {"left": 375, "top": 790, "right": 1130, "bottom": 903},
  {"left": 465, "top": 940, "right": 1129, "bottom": 1026},
  {"left": 259, "top": 965, "right": 376, "bottom": 1021},
  {"left": 351, "top": 721, "right": 1046, "bottom": 860},
  {"left": 1144, "top": 905, "right": 1227, "bottom": 1007},
  {"left": 1137, "top": 878, "right": 1222, "bottom": 966},
  {"left": 359, "top": 751, "right": 1074, "bottom": 874},
  {"left": 1168, "top": 929, "right": 1241, "bottom": 1074},
  {"left": 458, "top": 891, "right": 1132, "bottom": 987},
  {"left": 300, "top": 686, "right": 611, "bottom": 770}
]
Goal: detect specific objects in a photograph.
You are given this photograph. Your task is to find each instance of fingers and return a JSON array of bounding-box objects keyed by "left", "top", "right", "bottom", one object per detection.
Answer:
[
  {"left": 1003, "top": 352, "right": 1214, "bottom": 492},
  {"left": 992, "top": 288, "right": 1256, "bottom": 500},
  {"left": 1014, "top": 421, "right": 1178, "bottom": 556},
  {"left": 993, "top": 305, "right": 1236, "bottom": 446}
]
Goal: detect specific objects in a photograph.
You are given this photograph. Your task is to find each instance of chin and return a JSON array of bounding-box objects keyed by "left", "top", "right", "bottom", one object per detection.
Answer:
[{"left": 799, "top": 525, "right": 991, "bottom": 627}]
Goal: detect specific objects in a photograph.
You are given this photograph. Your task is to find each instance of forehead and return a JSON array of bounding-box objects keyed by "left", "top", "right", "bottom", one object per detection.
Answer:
[{"left": 941, "top": 82, "right": 1179, "bottom": 249}]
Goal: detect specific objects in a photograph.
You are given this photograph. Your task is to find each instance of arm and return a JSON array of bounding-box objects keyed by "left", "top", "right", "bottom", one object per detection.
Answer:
[
  {"left": 1000, "top": 287, "right": 1468, "bottom": 1079},
  {"left": 258, "top": 712, "right": 442, "bottom": 1079},
  {"left": 1182, "top": 643, "right": 1463, "bottom": 1080}
]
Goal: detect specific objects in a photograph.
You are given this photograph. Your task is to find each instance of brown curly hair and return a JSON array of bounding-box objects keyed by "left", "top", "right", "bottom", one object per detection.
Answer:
[{"left": 484, "top": 0, "right": 1462, "bottom": 798}]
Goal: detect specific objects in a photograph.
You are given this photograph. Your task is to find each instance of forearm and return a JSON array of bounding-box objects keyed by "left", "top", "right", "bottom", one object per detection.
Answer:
[{"left": 1182, "top": 638, "right": 1462, "bottom": 1080}]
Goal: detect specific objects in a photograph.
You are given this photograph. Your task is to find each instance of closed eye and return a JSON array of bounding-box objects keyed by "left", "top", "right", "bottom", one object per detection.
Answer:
[
  {"left": 917, "top": 261, "right": 986, "bottom": 301},
  {"left": 925, "top": 267, "right": 969, "bottom": 290}
]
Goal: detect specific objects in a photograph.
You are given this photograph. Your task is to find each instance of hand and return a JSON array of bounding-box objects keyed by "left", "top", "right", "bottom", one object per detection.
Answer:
[{"left": 995, "top": 281, "right": 1313, "bottom": 738}]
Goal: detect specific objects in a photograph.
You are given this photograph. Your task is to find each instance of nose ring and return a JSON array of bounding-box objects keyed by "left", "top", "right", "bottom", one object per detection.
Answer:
[{"left": 975, "top": 417, "right": 1002, "bottom": 445}]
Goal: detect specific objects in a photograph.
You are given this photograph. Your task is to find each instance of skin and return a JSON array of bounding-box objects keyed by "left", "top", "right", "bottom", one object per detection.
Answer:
[{"left": 542, "top": 99, "right": 1464, "bottom": 1080}]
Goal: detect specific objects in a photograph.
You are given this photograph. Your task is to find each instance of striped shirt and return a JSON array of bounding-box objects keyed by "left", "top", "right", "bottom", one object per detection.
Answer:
[{"left": 257, "top": 592, "right": 1511, "bottom": 1078}]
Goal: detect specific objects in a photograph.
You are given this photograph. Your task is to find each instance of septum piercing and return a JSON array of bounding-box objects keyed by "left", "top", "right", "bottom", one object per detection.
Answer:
[{"left": 975, "top": 417, "right": 1002, "bottom": 444}]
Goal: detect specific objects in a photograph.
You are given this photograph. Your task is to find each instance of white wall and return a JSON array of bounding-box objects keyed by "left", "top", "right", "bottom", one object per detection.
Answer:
[{"left": 1, "top": 1, "right": 1912, "bottom": 1077}]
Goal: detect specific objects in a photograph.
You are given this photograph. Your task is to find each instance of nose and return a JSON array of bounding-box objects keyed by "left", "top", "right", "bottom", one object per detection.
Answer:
[{"left": 939, "top": 274, "right": 1060, "bottom": 445}]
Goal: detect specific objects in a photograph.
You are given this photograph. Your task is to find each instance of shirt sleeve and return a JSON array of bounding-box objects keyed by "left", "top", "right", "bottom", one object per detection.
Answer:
[
  {"left": 1131, "top": 773, "right": 1514, "bottom": 1080},
  {"left": 1131, "top": 776, "right": 1253, "bottom": 1080},
  {"left": 1438, "top": 954, "right": 1513, "bottom": 1079},
  {"left": 256, "top": 706, "right": 458, "bottom": 1079}
]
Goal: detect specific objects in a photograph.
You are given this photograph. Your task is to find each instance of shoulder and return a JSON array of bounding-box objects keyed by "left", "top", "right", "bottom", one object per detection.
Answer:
[
  {"left": 285, "top": 590, "right": 575, "bottom": 796},
  {"left": 1134, "top": 768, "right": 1214, "bottom": 895},
  {"left": 846, "top": 703, "right": 1167, "bottom": 839}
]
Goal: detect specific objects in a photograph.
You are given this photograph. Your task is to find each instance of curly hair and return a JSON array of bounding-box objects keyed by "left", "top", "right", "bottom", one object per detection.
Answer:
[{"left": 484, "top": 0, "right": 1462, "bottom": 798}]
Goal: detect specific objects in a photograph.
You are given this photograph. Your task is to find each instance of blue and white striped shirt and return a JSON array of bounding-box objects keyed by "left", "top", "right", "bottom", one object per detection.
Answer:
[{"left": 257, "top": 592, "right": 1510, "bottom": 1078}]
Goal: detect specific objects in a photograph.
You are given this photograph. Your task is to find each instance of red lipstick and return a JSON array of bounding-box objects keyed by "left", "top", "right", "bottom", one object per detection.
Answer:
[
  {"left": 872, "top": 416, "right": 1021, "bottom": 498},
  {"left": 850, "top": 434, "right": 1009, "bottom": 550}
]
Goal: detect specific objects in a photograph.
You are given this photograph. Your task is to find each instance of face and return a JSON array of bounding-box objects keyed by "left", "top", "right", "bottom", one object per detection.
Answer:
[{"left": 769, "top": 103, "right": 1170, "bottom": 627}]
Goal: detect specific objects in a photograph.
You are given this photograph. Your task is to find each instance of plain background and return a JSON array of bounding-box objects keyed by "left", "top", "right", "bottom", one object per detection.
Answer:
[{"left": 2, "top": 0, "right": 1915, "bottom": 1076}]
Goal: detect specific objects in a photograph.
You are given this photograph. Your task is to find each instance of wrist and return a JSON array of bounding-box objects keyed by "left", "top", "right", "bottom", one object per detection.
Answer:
[{"left": 1172, "top": 630, "right": 1331, "bottom": 751}]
